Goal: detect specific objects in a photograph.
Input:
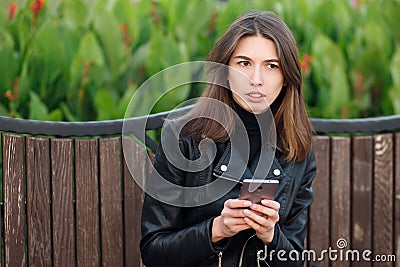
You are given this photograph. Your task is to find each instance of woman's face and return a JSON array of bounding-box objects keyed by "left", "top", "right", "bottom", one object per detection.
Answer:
[{"left": 228, "top": 35, "right": 284, "bottom": 114}]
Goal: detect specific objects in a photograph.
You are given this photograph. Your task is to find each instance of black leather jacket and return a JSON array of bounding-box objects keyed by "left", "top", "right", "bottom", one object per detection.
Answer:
[{"left": 140, "top": 122, "right": 316, "bottom": 267}]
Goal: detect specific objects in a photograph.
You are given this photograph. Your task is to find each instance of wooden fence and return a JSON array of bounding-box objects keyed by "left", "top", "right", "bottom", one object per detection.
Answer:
[{"left": 0, "top": 111, "right": 399, "bottom": 267}]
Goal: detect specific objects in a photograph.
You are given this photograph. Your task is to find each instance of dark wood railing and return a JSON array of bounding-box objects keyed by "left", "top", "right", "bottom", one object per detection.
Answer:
[{"left": 0, "top": 109, "right": 399, "bottom": 267}]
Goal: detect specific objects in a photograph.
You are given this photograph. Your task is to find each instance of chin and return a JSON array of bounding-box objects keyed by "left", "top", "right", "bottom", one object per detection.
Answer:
[{"left": 249, "top": 105, "right": 270, "bottom": 114}]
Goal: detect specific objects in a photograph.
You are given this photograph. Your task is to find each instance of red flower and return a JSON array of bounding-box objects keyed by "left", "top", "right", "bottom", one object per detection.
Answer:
[
  {"left": 8, "top": 2, "right": 18, "bottom": 21},
  {"left": 353, "top": 72, "right": 364, "bottom": 99},
  {"left": 300, "top": 53, "right": 313, "bottom": 75},
  {"left": 120, "top": 23, "right": 131, "bottom": 47},
  {"left": 5, "top": 78, "right": 19, "bottom": 102},
  {"left": 29, "top": 0, "right": 45, "bottom": 19},
  {"left": 5, "top": 90, "right": 14, "bottom": 102},
  {"left": 351, "top": 0, "right": 368, "bottom": 8}
]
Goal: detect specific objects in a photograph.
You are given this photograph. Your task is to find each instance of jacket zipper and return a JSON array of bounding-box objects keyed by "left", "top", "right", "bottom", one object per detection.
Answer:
[{"left": 218, "top": 251, "right": 223, "bottom": 267}]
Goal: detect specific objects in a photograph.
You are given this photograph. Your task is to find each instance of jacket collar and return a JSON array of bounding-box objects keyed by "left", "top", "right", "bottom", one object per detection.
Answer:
[{"left": 212, "top": 141, "right": 285, "bottom": 183}]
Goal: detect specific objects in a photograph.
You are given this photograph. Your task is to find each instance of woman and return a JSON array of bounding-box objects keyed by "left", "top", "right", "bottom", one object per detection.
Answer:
[{"left": 140, "top": 11, "right": 316, "bottom": 266}]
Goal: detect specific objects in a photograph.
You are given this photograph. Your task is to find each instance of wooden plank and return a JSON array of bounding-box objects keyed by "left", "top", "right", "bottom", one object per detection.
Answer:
[
  {"left": 396, "top": 133, "right": 400, "bottom": 267},
  {"left": 26, "top": 137, "right": 52, "bottom": 267},
  {"left": 2, "top": 134, "right": 26, "bottom": 266},
  {"left": 51, "top": 139, "right": 75, "bottom": 267},
  {"left": 373, "top": 134, "right": 393, "bottom": 266},
  {"left": 122, "top": 137, "right": 147, "bottom": 267},
  {"left": 99, "top": 137, "right": 123, "bottom": 267},
  {"left": 308, "top": 136, "right": 330, "bottom": 267},
  {"left": 351, "top": 136, "right": 373, "bottom": 267},
  {"left": 75, "top": 139, "right": 100, "bottom": 267},
  {"left": 331, "top": 136, "right": 351, "bottom": 267}
]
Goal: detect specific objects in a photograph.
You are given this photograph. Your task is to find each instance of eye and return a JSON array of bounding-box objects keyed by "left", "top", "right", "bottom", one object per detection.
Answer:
[
  {"left": 238, "top": 61, "right": 251, "bottom": 67},
  {"left": 267, "top": 63, "right": 279, "bottom": 69}
]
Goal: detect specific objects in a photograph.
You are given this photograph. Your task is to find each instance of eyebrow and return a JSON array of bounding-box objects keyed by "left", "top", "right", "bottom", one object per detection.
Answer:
[{"left": 232, "top": 55, "right": 279, "bottom": 63}]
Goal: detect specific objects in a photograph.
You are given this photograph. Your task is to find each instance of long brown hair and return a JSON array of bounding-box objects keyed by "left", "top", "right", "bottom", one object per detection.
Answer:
[{"left": 181, "top": 11, "right": 312, "bottom": 162}]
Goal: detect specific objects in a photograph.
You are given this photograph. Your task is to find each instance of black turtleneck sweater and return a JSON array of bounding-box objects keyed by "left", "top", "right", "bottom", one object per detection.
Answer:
[
  {"left": 230, "top": 88, "right": 285, "bottom": 172},
  {"left": 233, "top": 101, "right": 262, "bottom": 166},
  {"left": 232, "top": 90, "right": 284, "bottom": 172}
]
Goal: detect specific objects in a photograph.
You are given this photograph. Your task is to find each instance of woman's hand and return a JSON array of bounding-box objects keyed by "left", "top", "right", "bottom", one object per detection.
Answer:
[
  {"left": 243, "top": 199, "right": 280, "bottom": 244},
  {"left": 211, "top": 199, "right": 252, "bottom": 242}
]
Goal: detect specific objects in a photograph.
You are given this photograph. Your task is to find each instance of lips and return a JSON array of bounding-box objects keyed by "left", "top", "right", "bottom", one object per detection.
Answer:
[
  {"left": 246, "top": 91, "right": 266, "bottom": 103},
  {"left": 248, "top": 93, "right": 263, "bottom": 98},
  {"left": 247, "top": 91, "right": 265, "bottom": 97}
]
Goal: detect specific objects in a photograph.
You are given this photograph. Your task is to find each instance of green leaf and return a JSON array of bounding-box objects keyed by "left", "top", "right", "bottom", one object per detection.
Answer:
[
  {"left": 92, "top": 1, "right": 126, "bottom": 80},
  {"left": 130, "top": 43, "right": 149, "bottom": 84},
  {"left": 390, "top": 46, "right": 400, "bottom": 87},
  {"left": 389, "top": 46, "right": 400, "bottom": 114},
  {"left": 29, "top": 22, "right": 67, "bottom": 103},
  {"left": 152, "top": 65, "right": 192, "bottom": 113},
  {"left": 0, "top": 27, "right": 18, "bottom": 93},
  {"left": 125, "top": 74, "right": 164, "bottom": 117},
  {"left": 62, "top": 0, "right": 90, "bottom": 29},
  {"left": 69, "top": 31, "right": 105, "bottom": 101},
  {"left": 311, "top": 0, "right": 352, "bottom": 43},
  {"left": 0, "top": 4, "right": 6, "bottom": 25},
  {"left": 216, "top": 0, "right": 251, "bottom": 38},
  {"left": 17, "top": 58, "right": 32, "bottom": 109},
  {"left": 117, "top": 85, "right": 137, "bottom": 119},
  {"left": 311, "top": 34, "right": 350, "bottom": 118},
  {"left": 348, "top": 20, "right": 392, "bottom": 68},
  {"left": 389, "top": 85, "right": 400, "bottom": 114},
  {"left": 145, "top": 30, "right": 189, "bottom": 75},
  {"left": 159, "top": 0, "right": 186, "bottom": 35},
  {"left": 76, "top": 31, "right": 105, "bottom": 66},
  {"left": 113, "top": 0, "right": 140, "bottom": 43},
  {"left": 94, "top": 88, "right": 118, "bottom": 120},
  {"left": 46, "top": 108, "right": 63, "bottom": 121},
  {"left": 144, "top": 29, "right": 164, "bottom": 75},
  {"left": 0, "top": 102, "right": 8, "bottom": 116},
  {"left": 60, "top": 102, "right": 77, "bottom": 122},
  {"left": 382, "top": 1, "right": 400, "bottom": 42},
  {"left": 12, "top": 6, "right": 36, "bottom": 55},
  {"left": 29, "top": 92, "right": 49, "bottom": 120}
]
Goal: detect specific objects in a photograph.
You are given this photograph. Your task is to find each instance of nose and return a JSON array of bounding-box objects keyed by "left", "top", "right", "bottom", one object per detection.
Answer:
[{"left": 250, "top": 66, "right": 264, "bottom": 87}]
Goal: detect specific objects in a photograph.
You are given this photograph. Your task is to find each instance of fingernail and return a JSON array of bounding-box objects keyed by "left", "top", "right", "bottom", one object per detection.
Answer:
[
  {"left": 244, "top": 201, "right": 252, "bottom": 207},
  {"left": 261, "top": 199, "right": 269, "bottom": 205}
]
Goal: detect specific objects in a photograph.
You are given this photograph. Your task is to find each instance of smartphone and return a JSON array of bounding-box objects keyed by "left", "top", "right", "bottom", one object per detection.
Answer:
[{"left": 239, "top": 179, "right": 279, "bottom": 203}]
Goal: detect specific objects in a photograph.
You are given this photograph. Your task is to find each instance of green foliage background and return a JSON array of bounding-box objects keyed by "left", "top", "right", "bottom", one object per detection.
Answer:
[{"left": 0, "top": 0, "right": 399, "bottom": 121}]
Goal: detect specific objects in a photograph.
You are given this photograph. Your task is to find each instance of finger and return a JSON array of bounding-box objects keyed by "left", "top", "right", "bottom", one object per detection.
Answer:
[
  {"left": 260, "top": 199, "right": 280, "bottom": 211},
  {"left": 250, "top": 204, "right": 280, "bottom": 223},
  {"left": 225, "top": 199, "right": 252, "bottom": 209},
  {"left": 243, "top": 216, "right": 266, "bottom": 232},
  {"left": 222, "top": 217, "right": 248, "bottom": 226},
  {"left": 265, "top": 210, "right": 279, "bottom": 222},
  {"left": 230, "top": 224, "right": 252, "bottom": 233},
  {"left": 221, "top": 206, "right": 250, "bottom": 218},
  {"left": 222, "top": 218, "right": 251, "bottom": 234},
  {"left": 244, "top": 209, "right": 269, "bottom": 226},
  {"left": 249, "top": 203, "right": 272, "bottom": 216}
]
